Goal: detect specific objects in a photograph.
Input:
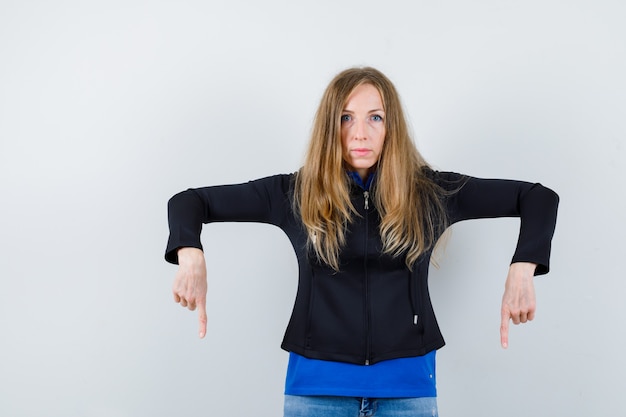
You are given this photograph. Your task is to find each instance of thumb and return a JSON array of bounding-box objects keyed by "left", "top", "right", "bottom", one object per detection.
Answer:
[
  {"left": 500, "top": 307, "right": 510, "bottom": 349},
  {"left": 198, "top": 300, "right": 207, "bottom": 339}
]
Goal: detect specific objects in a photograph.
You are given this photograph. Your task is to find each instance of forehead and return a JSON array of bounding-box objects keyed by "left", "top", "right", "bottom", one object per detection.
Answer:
[{"left": 344, "top": 83, "right": 384, "bottom": 109}]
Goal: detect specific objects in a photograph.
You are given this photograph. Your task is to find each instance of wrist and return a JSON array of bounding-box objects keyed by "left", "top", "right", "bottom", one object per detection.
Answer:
[
  {"left": 510, "top": 261, "right": 537, "bottom": 277},
  {"left": 177, "top": 247, "right": 204, "bottom": 264}
]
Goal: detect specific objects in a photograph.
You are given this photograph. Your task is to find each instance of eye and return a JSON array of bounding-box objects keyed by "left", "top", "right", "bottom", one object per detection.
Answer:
[
  {"left": 371, "top": 114, "right": 383, "bottom": 122},
  {"left": 340, "top": 114, "right": 352, "bottom": 123}
]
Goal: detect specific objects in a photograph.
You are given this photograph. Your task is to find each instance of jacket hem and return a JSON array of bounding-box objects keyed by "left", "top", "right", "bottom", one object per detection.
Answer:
[{"left": 281, "top": 339, "right": 446, "bottom": 365}]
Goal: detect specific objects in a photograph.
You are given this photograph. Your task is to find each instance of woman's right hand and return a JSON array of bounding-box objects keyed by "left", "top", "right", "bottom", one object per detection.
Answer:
[{"left": 172, "top": 247, "right": 208, "bottom": 338}]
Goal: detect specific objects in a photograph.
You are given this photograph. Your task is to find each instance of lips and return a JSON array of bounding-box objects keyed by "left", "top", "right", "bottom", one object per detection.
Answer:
[{"left": 351, "top": 148, "right": 372, "bottom": 156}]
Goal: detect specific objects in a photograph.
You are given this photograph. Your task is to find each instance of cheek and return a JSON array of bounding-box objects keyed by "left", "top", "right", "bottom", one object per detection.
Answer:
[
  {"left": 377, "top": 129, "right": 386, "bottom": 151},
  {"left": 340, "top": 128, "right": 349, "bottom": 149}
]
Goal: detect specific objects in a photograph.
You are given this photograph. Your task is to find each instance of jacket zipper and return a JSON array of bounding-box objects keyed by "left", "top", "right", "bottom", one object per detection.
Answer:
[{"left": 363, "top": 190, "right": 371, "bottom": 365}]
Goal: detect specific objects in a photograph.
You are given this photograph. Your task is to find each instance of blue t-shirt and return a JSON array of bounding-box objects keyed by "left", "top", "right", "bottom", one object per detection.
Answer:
[
  {"left": 285, "top": 352, "right": 437, "bottom": 398},
  {"left": 285, "top": 171, "right": 437, "bottom": 398}
]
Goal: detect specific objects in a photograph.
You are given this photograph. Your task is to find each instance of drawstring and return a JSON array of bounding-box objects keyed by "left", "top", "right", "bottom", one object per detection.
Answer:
[{"left": 408, "top": 268, "right": 423, "bottom": 332}]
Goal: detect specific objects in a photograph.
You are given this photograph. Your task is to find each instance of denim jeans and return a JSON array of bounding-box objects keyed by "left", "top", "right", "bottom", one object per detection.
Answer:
[{"left": 283, "top": 395, "right": 438, "bottom": 417}]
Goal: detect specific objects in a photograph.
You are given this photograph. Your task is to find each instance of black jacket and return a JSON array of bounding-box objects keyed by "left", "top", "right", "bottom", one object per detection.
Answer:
[{"left": 165, "top": 170, "right": 559, "bottom": 365}]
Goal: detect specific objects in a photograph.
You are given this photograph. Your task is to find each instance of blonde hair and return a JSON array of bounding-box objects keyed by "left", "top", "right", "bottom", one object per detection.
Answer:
[{"left": 294, "top": 67, "right": 447, "bottom": 270}]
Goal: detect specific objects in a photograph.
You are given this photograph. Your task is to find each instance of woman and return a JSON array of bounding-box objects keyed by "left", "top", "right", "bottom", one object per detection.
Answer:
[{"left": 165, "top": 67, "right": 559, "bottom": 416}]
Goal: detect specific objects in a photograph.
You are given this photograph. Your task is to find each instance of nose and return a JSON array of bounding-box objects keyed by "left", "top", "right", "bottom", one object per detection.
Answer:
[{"left": 353, "top": 119, "right": 367, "bottom": 140}]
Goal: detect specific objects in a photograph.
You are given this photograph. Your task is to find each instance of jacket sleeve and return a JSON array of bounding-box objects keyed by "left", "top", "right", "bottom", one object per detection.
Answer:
[
  {"left": 165, "top": 174, "right": 293, "bottom": 264},
  {"left": 434, "top": 170, "right": 560, "bottom": 275}
]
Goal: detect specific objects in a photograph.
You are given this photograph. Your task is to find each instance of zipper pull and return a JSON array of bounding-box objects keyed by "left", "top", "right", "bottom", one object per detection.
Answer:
[
  {"left": 364, "top": 191, "right": 369, "bottom": 210},
  {"left": 413, "top": 315, "right": 419, "bottom": 325}
]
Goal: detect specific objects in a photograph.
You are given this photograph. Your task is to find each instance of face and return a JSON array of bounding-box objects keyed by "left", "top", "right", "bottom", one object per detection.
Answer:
[{"left": 340, "top": 83, "right": 386, "bottom": 181}]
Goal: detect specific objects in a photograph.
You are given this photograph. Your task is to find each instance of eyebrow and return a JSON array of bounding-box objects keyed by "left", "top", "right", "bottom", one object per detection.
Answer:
[{"left": 342, "top": 108, "right": 385, "bottom": 113}]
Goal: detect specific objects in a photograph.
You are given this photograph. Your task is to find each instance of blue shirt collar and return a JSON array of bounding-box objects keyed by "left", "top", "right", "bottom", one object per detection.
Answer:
[{"left": 347, "top": 171, "right": 376, "bottom": 190}]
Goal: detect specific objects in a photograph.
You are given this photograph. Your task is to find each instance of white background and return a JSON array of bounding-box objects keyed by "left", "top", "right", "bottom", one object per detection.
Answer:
[{"left": 1, "top": 1, "right": 624, "bottom": 416}]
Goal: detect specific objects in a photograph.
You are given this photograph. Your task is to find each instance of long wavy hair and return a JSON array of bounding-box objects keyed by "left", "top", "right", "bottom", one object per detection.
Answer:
[{"left": 294, "top": 67, "right": 447, "bottom": 270}]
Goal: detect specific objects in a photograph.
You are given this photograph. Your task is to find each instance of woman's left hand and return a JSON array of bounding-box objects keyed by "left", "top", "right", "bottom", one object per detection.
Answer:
[{"left": 500, "top": 262, "right": 537, "bottom": 349}]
